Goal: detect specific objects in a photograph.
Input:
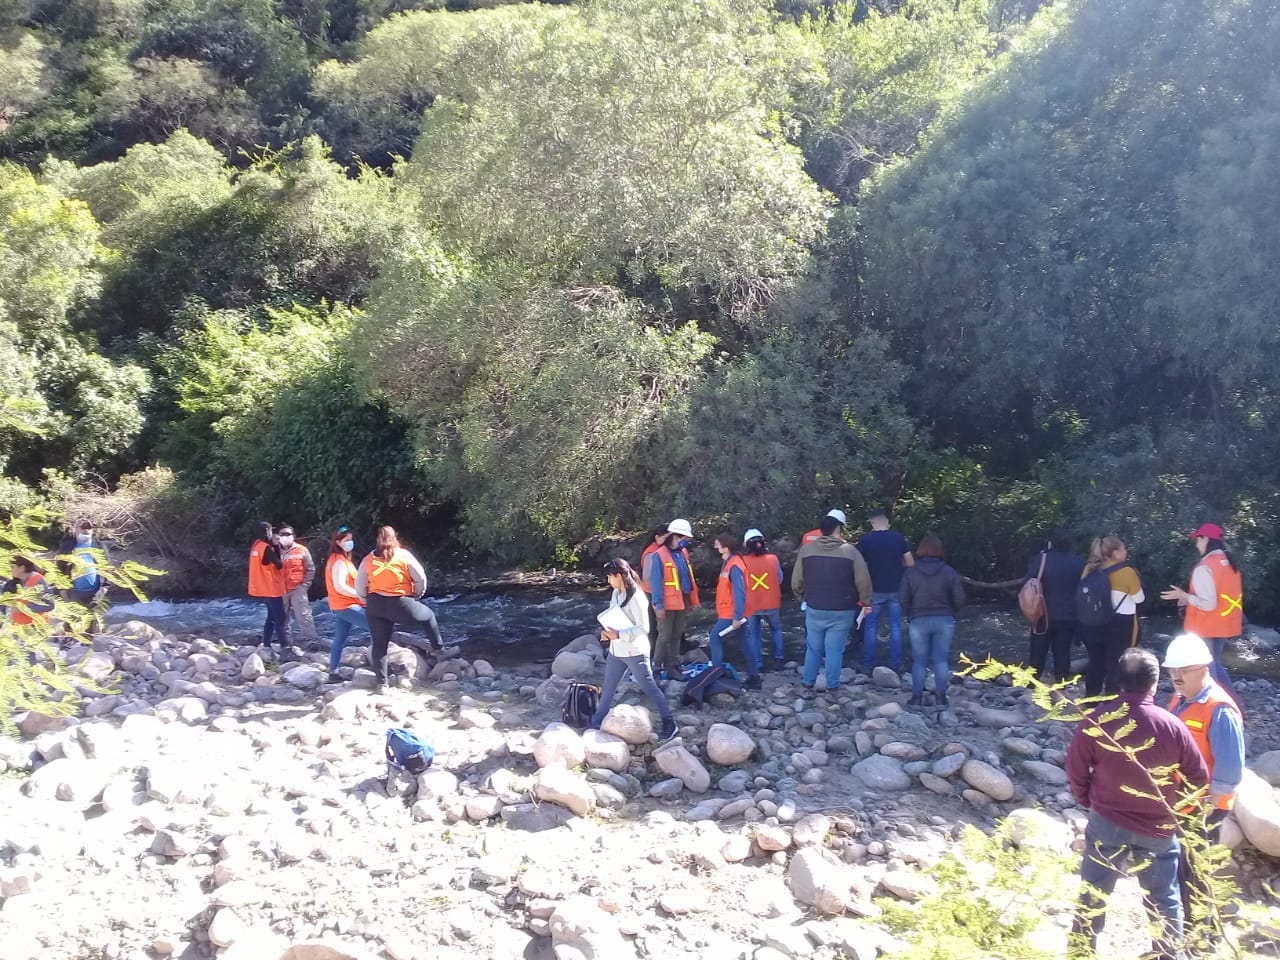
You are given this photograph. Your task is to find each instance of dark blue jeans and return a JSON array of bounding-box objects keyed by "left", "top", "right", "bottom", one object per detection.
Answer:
[
  {"left": 861, "top": 591, "right": 904, "bottom": 671},
  {"left": 803, "top": 608, "right": 857, "bottom": 689},
  {"left": 1073, "top": 812, "right": 1183, "bottom": 960},
  {"left": 749, "top": 608, "right": 784, "bottom": 660},
  {"left": 329, "top": 606, "right": 368, "bottom": 673},
  {"left": 908, "top": 614, "right": 955, "bottom": 701},
  {"left": 590, "top": 652, "right": 673, "bottom": 728},
  {"left": 710, "top": 618, "right": 761, "bottom": 675},
  {"left": 259, "top": 596, "right": 286, "bottom": 647},
  {"left": 1208, "top": 637, "right": 1241, "bottom": 712}
]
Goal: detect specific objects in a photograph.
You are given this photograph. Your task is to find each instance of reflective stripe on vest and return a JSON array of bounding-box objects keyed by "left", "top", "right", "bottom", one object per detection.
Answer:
[
  {"left": 656, "top": 546, "right": 699, "bottom": 611},
  {"left": 1168, "top": 687, "right": 1238, "bottom": 812},
  {"left": 326, "top": 555, "right": 361, "bottom": 611},
  {"left": 247, "top": 540, "right": 284, "bottom": 598},
  {"left": 801, "top": 528, "right": 821, "bottom": 546},
  {"left": 1184, "top": 553, "right": 1243, "bottom": 639},
  {"left": 742, "top": 552, "right": 782, "bottom": 614},
  {"left": 10, "top": 572, "right": 49, "bottom": 626},
  {"left": 366, "top": 550, "right": 414, "bottom": 597},
  {"left": 715, "top": 555, "right": 747, "bottom": 619}
]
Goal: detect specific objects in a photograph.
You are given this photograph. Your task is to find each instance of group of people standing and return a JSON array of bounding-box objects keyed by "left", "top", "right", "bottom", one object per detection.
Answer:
[{"left": 3, "top": 519, "right": 109, "bottom": 633}]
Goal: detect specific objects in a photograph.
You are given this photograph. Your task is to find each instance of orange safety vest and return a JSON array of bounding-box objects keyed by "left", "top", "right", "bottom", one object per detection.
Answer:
[
  {"left": 326, "top": 555, "right": 362, "bottom": 611},
  {"left": 742, "top": 552, "right": 782, "bottom": 614},
  {"left": 1168, "top": 686, "right": 1239, "bottom": 812},
  {"left": 364, "top": 548, "right": 416, "bottom": 597},
  {"left": 655, "top": 545, "right": 699, "bottom": 611},
  {"left": 716, "top": 555, "right": 748, "bottom": 619},
  {"left": 639, "top": 542, "right": 661, "bottom": 595},
  {"left": 1183, "top": 552, "right": 1243, "bottom": 639},
  {"left": 281, "top": 544, "right": 310, "bottom": 591},
  {"left": 247, "top": 540, "right": 284, "bottom": 598},
  {"left": 801, "top": 528, "right": 822, "bottom": 546},
  {"left": 10, "top": 572, "right": 50, "bottom": 626}
]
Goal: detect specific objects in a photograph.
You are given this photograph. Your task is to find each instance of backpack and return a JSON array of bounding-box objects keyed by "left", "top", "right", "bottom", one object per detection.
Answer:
[
  {"left": 385, "top": 727, "right": 434, "bottom": 775},
  {"left": 1019, "top": 552, "right": 1048, "bottom": 635},
  {"left": 681, "top": 664, "right": 743, "bottom": 706},
  {"left": 561, "top": 681, "right": 600, "bottom": 729},
  {"left": 1076, "top": 562, "right": 1126, "bottom": 627}
]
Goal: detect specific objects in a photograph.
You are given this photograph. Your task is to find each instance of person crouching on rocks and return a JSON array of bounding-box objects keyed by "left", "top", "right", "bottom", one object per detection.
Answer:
[{"left": 590, "top": 559, "right": 677, "bottom": 742}]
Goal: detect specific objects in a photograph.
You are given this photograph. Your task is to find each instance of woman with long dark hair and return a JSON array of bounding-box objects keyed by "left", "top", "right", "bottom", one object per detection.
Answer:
[
  {"left": 1161, "top": 523, "right": 1243, "bottom": 707},
  {"left": 324, "top": 526, "right": 367, "bottom": 683},
  {"left": 1080, "top": 536, "right": 1144, "bottom": 696},
  {"left": 589, "top": 559, "right": 677, "bottom": 741},
  {"left": 355, "top": 526, "right": 453, "bottom": 691}
]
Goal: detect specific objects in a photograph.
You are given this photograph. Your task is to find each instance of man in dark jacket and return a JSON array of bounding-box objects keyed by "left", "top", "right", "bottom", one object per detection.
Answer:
[
  {"left": 1067, "top": 647, "right": 1209, "bottom": 960},
  {"left": 792, "top": 515, "right": 872, "bottom": 693},
  {"left": 1023, "top": 528, "right": 1085, "bottom": 681}
]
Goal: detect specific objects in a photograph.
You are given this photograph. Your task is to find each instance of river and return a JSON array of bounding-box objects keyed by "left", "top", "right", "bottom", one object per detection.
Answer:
[{"left": 105, "top": 591, "right": 1280, "bottom": 680}]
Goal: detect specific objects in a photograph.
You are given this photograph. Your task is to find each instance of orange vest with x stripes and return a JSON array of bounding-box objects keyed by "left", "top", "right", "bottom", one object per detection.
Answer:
[
  {"left": 364, "top": 549, "right": 415, "bottom": 597},
  {"left": 1183, "top": 552, "right": 1243, "bottom": 639},
  {"left": 742, "top": 552, "right": 781, "bottom": 614}
]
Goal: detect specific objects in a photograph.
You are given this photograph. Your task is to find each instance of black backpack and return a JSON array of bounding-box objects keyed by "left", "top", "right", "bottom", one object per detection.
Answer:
[
  {"left": 1076, "top": 562, "right": 1127, "bottom": 627},
  {"left": 561, "top": 681, "right": 601, "bottom": 729},
  {"left": 681, "top": 665, "right": 743, "bottom": 706}
]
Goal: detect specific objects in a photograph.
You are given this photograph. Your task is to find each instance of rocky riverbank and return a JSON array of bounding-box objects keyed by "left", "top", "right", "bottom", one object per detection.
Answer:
[{"left": 3, "top": 622, "right": 1280, "bottom": 960}]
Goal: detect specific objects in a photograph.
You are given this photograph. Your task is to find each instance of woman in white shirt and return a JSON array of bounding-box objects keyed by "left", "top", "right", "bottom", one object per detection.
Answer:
[
  {"left": 590, "top": 559, "right": 677, "bottom": 741},
  {"left": 1081, "top": 536, "right": 1145, "bottom": 696}
]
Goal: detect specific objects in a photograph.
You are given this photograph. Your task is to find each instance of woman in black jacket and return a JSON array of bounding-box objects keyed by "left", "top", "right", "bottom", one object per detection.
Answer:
[
  {"left": 1023, "top": 529, "right": 1086, "bottom": 681},
  {"left": 900, "top": 534, "right": 966, "bottom": 707}
]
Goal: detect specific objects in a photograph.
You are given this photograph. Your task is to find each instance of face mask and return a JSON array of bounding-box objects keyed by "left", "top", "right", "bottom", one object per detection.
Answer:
[
  {"left": 677, "top": 538, "right": 689, "bottom": 551},
  {"left": 278, "top": 536, "right": 294, "bottom": 548},
  {"left": 341, "top": 540, "right": 354, "bottom": 552},
  {"left": 77, "top": 533, "right": 92, "bottom": 545}
]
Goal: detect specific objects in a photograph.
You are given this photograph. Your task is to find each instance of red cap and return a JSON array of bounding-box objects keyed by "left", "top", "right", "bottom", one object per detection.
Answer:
[{"left": 1190, "top": 523, "right": 1223, "bottom": 539}]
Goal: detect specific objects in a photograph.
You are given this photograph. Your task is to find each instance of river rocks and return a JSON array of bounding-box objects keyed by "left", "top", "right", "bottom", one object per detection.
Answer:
[
  {"left": 549, "top": 895, "right": 629, "bottom": 959},
  {"left": 601, "top": 704, "right": 653, "bottom": 744},
  {"left": 151, "top": 828, "right": 201, "bottom": 858},
  {"left": 582, "top": 730, "right": 631, "bottom": 772},
  {"left": 880, "top": 741, "right": 927, "bottom": 762},
  {"left": 880, "top": 869, "right": 936, "bottom": 901},
  {"left": 533, "top": 767, "right": 595, "bottom": 816},
  {"left": 787, "top": 847, "right": 852, "bottom": 915},
  {"left": 457, "top": 707, "right": 495, "bottom": 730},
  {"left": 961, "top": 758, "right": 1015, "bottom": 801},
  {"left": 551, "top": 651, "right": 597, "bottom": 681},
  {"left": 872, "top": 666, "right": 901, "bottom": 689},
  {"left": 208, "top": 908, "right": 249, "bottom": 948},
  {"left": 654, "top": 739, "right": 711, "bottom": 793},
  {"left": 718, "top": 769, "right": 752, "bottom": 793},
  {"left": 106, "top": 619, "right": 167, "bottom": 645},
  {"left": 533, "top": 722, "right": 586, "bottom": 768},
  {"left": 918, "top": 772, "right": 952, "bottom": 795},
  {"left": 930, "top": 752, "right": 966, "bottom": 778},
  {"left": 1232, "top": 770, "right": 1280, "bottom": 856},
  {"left": 240, "top": 654, "right": 265, "bottom": 681},
  {"left": 283, "top": 666, "right": 325, "bottom": 690},
  {"left": 792, "top": 814, "right": 831, "bottom": 847},
  {"left": 1020, "top": 760, "right": 1068, "bottom": 786},
  {"left": 1005, "top": 808, "right": 1072, "bottom": 853},
  {"left": 1001, "top": 737, "right": 1041, "bottom": 759},
  {"left": 19, "top": 711, "right": 70, "bottom": 738},
  {"left": 754, "top": 824, "right": 791, "bottom": 851},
  {"left": 22, "top": 757, "right": 110, "bottom": 804},
  {"left": 851, "top": 754, "right": 911, "bottom": 791},
  {"left": 706, "top": 723, "right": 755, "bottom": 765},
  {"left": 971, "top": 705, "right": 1024, "bottom": 728},
  {"left": 1253, "top": 750, "right": 1280, "bottom": 787}
]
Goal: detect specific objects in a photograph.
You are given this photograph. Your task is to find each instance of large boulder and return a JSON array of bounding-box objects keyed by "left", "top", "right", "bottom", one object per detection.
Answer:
[
  {"left": 961, "top": 759, "right": 1015, "bottom": 802},
  {"left": 787, "top": 847, "right": 853, "bottom": 915},
  {"left": 1232, "top": 769, "right": 1280, "bottom": 856},
  {"left": 551, "top": 651, "right": 598, "bottom": 680},
  {"left": 582, "top": 730, "right": 631, "bottom": 772},
  {"left": 105, "top": 620, "right": 167, "bottom": 645},
  {"left": 851, "top": 754, "right": 910, "bottom": 791},
  {"left": 706, "top": 723, "right": 755, "bottom": 765},
  {"left": 533, "top": 767, "right": 595, "bottom": 816},
  {"left": 21, "top": 758, "right": 111, "bottom": 804},
  {"left": 533, "top": 723, "right": 586, "bottom": 769},
  {"left": 601, "top": 704, "right": 653, "bottom": 745},
  {"left": 1004, "top": 808, "right": 1072, "bottom": 854},
  {"left": 1252, "top": 751, "right": 1280, "bottom": 787},
  {"left": 653, "top": 738, "right": 711, "bottom": 793}
]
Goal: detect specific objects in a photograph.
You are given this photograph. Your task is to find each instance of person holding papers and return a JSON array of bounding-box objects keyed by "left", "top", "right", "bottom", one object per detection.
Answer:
[{"left": 589, "top": 558, "right": 677, "bottom": 741}]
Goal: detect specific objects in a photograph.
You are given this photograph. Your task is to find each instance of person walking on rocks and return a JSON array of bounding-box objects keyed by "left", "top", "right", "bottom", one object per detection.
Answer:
[
  {"left": 742, "top": 528, "right": 785, "bottom": 670},
  {"left": 709, "top": 532, "right": 756, "bottom": 688},
  {"left": 648, "top": 519, "right": 699, "bottom": 681},
  {"left": 1067, "top": 647, "right": 1209, "bottom": 960},
  {"left": 590, "top": 559, "right": 677, "bottom": 741},
  {"left": 247, "top": 521, "right": 286, "bottom": 653},
  {"left": 277, "top": 525, "right": 318, "bottom": 650},
  {"left": 1160, "top": 523, "right": 1244, "bottom": 708},
  {"left": 1162, "top": 632, "right": 1245, "bottom": 936},
  {"left": 325, "top": 526, "right": 368, "bottom": 683},
  {"left": 1023, "top": 528, "right": 1085, "bottom": 682},
  {"left": 356, "top": 526, "right": 454, "bottom": 691},
  {"left": 1080, "top": 536, "right": 1144, "bottom": 697},
  {"left": 857, "top": 508, "right": 913, "bottom": 675},
  {"left": 899, "top": 534, "right": 965, "bottom": 707},
  {"left": 792, "top": 513, "right": 872, "bottom": 694}
]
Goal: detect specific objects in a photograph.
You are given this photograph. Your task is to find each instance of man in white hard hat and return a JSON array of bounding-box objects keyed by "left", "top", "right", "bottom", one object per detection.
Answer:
[
  {"left": 648, "top": 519, "right": 699, "bottom": 681},
  {"left": 802, "top": 508, "right": 847, "bottom": 547}
]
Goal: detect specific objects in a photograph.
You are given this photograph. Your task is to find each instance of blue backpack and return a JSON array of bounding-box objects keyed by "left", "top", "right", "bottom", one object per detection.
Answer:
[{"left": 385, "top": 728, "right": 434, "bottom": 774}]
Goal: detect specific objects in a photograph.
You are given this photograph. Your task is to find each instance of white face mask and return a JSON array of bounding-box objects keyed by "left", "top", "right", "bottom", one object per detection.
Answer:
[
  {"left": 340, "top": 540, "right": 354, "bottom": 552},
  {"left": 278, "top": 535, "right": 294, "bottom": 548}
]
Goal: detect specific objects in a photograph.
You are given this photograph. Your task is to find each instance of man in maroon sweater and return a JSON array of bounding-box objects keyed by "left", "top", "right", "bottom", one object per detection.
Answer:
[{"left": 1066, "top": 647, "right": 1209, "bottom": 960}]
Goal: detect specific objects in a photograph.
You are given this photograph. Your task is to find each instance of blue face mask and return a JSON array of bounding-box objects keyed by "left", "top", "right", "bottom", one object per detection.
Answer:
[
  {"left": 341, "top": 540, "right": 354, "bottom": 552},
  {"left": 76, "top": 533, "right": 92, "bottom": 545},
  {"left": 676, "top": 538, "right": 689, "bottom": 551}
]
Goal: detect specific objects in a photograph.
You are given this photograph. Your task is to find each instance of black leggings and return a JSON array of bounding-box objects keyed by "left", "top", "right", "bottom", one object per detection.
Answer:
[
  {"left": 1083, "top": 613, "right": 1136, "bottom": 696},
  {"left": 1029, "top": 620, "right": 1076, "bottom": 680},
  {"left": 365, "top": 593, "right": 443, "bottom": 681},
  {"left": 260, "top": 596, "right": 287, "bottom": 647}
]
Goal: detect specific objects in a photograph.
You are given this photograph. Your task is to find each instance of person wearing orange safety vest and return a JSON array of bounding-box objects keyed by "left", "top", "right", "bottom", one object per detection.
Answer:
[
  {"left": 742, "top": 528, "right": 786, "bottom": 670},
  {"left": 3, "top": 555, "right": 55, "bottom": 630},
  {"left": 637, "top": 525, "right": 667, "bottom": 646},
  {"left": 276, "top": 524, "right": 318, "bottom": 648},
  {"left": 325, "top": 526, "right": 367, "bottom": 683},
  {"left": 1161, "top": 632, "right": 1245, "bottom": 937},
  {"left": 1160, "top": 523, "right": 1244, "bottom": 709},
  {"left": 709, "top": 532, "right": 756, "bottom": 688},
  {"left": 356, "top": 526, "right": 457, "bottom": 691},
  {"left": 801, "top": 508, "right": 847, "bottom": 547},
  {"left": 247, "top": 521, "right": 286, "bottom": 652},
  {"left": 648, "top": 519, "right": 700, "bottom": 681}
]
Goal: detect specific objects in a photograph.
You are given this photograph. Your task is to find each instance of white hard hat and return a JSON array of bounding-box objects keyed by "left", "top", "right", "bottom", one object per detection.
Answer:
[
  {"left": 825, "top": 509, "right": 847, "bottom": 525},
  {"left": 1162, "top": 633, "right": 1214, "bottom": 669},
  {"left": 667, "top": 518, "right": 693, "bottom": 538},
  {"left": 744, "top": 528, "right": 764, "bottom": 542}
]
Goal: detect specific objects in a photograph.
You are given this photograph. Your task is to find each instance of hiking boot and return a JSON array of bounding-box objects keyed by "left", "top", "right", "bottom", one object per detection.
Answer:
[
  {"left": 658, "top": 719, "right": 678, "bottom": 742},
  {"left": 327, "top": 671, "right": 343, "bottom": 685},
  {"left": 908, "top": 696, "right": 923, "bottom": 708},
  {"left": 744, "top": 674, "right": 762, "bottom": 691},
  {"left": 935, "top": 694, "right": 949, "bottom": 707}
]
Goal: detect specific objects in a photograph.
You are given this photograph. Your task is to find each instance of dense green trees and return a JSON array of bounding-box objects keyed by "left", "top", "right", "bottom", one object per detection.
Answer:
[{"left": 4, "top": 0, "right": 1280, "bottom": 611}]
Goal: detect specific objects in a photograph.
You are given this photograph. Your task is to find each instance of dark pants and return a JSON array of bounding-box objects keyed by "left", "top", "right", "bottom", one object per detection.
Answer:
[
  {"left": 259, "top": 596, "right": 287, "bottom": 647},
  {"left": 1082, "top": 613, "right": 1136, "bottom": 696},
  {"left": 1178, "top": 807, "right": 1228, "bottom": 942},
  {"left": 589, "top": 653, "right": 673, "bottom": 728},
  {"left": 654, "top": 607, "right": 689, "bottom": 677},
  {"left": 1207, "top": 637, "right": 1241, "bottom": 711},
  {"left": 1030, "top": 619, "right": 1076, "bottom": 680},
  {"left": 365, "top": 593, "right": 443, "bottom": 683}
]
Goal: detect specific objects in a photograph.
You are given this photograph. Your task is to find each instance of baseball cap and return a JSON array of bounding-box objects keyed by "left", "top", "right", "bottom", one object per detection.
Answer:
[
  {"left": 1190, "top": 523, "right": 1223, "bottom": 540},
  {"left": 743, "top": 528, "right": 764, "bottom": 542},
  {"left": 825, "top": 509, "right": 847, "bottom": 525}
]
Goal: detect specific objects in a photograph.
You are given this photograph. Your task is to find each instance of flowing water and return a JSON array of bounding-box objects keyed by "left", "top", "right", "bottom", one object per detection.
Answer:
[{"left": 106, "top": 590, "right": 1280, "bottom": 679}]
